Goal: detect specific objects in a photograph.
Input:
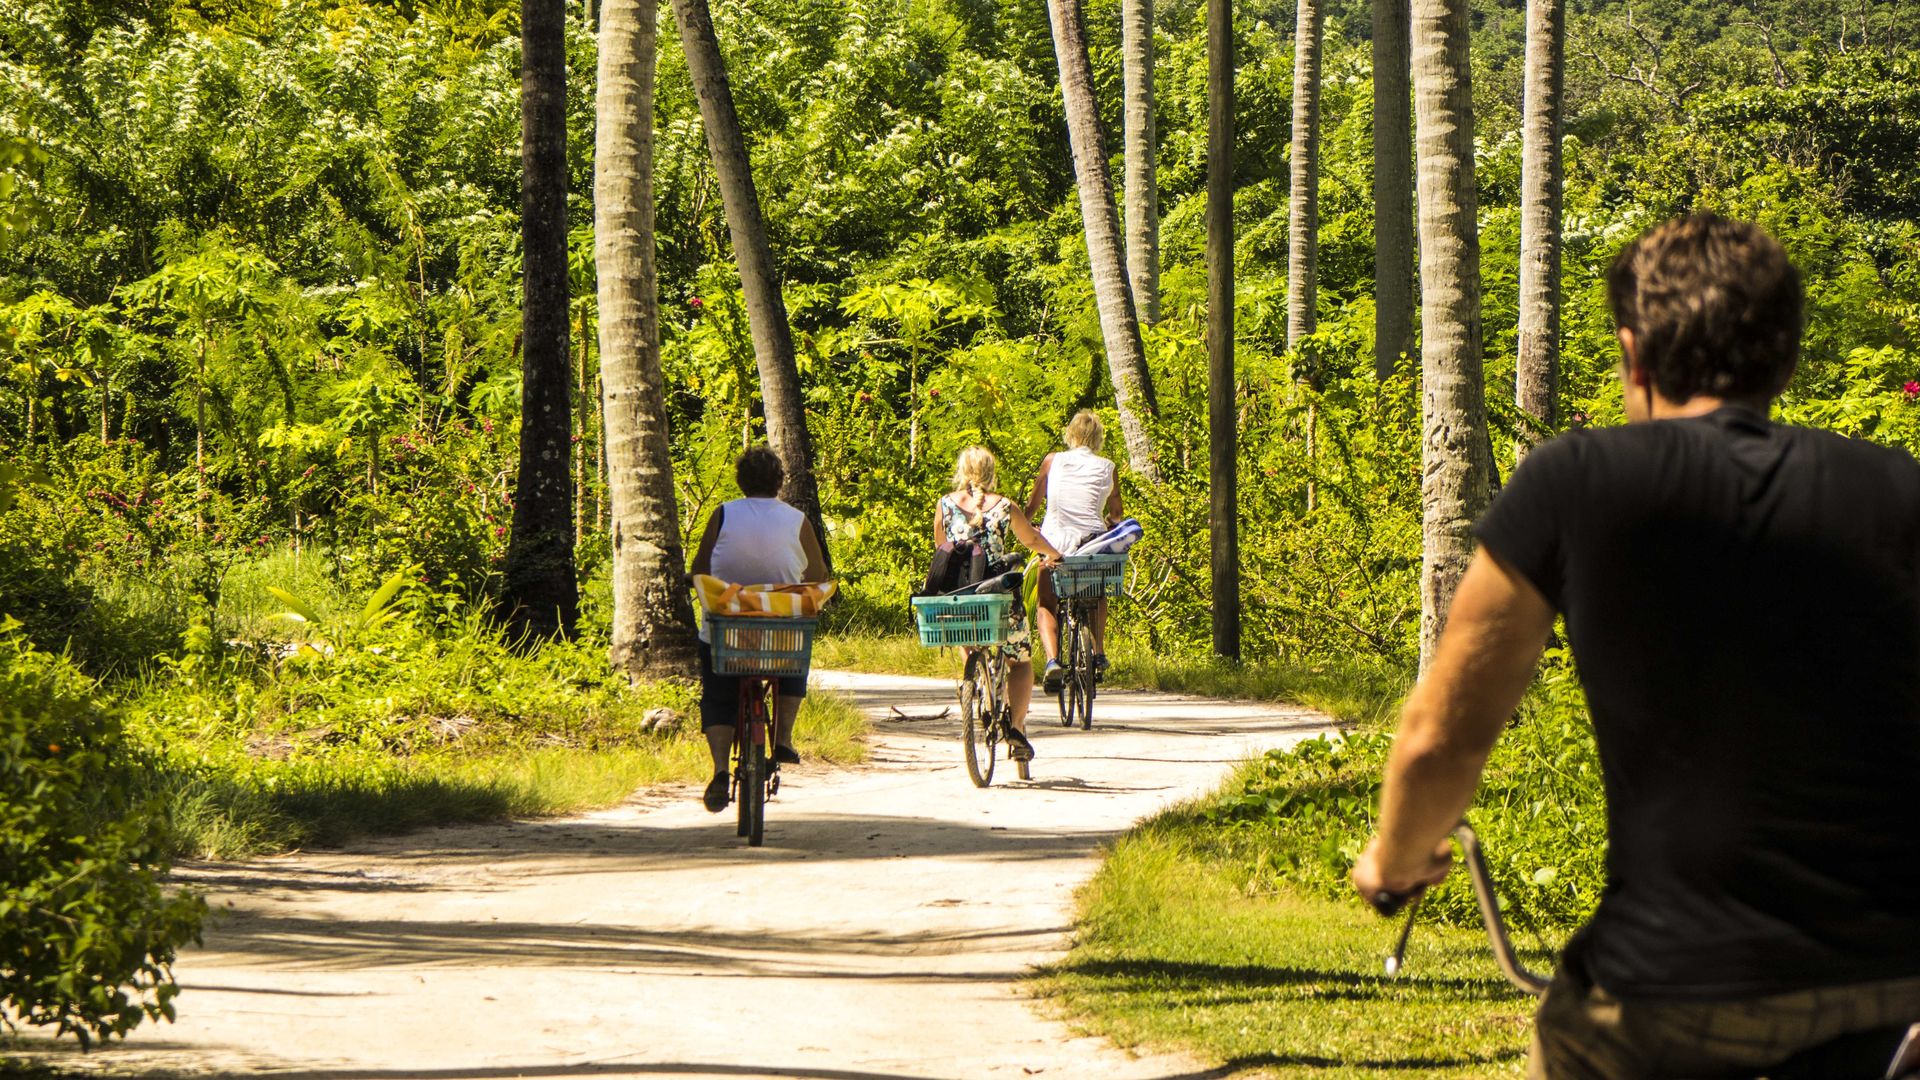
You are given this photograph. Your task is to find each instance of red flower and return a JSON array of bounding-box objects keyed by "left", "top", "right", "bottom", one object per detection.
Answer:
[
  {"left": 1903, "top": 381, "right": 1920, "bottom": 402},
  {"left": 688, "top": 297, "right": 704, "bottom": 309}
]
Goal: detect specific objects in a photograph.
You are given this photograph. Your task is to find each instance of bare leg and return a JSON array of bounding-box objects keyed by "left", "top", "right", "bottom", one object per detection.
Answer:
[
  {"left": 1009, "top": 661, "right": 1034, "bottom": 733},
  {"left": 1092, "top": 597, "right": 1109, "bottom": 654},
  {"left": 774, "top": 694, "right": 802, "bottom": 750},
  {"left": 1036, "top": 574, "right": 1061, "bottom": 665},
  {"left": 706, "top": 725, "right": 733, "bottom": 775}
]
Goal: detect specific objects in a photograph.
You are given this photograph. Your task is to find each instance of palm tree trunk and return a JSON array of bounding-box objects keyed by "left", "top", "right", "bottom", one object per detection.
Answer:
[
  {"left": 1412, "top": 0, "right": 1492, "bottom": 669},
  {"left": 1123, "top": 0, "right": 1158, "bottom": 327},
  {"left": 1045, "top": 0, "right": 1161, "bottom": 483},
  {"left": 1208, "top": 0, "right": 1239, "bottom": 661},
  {"left": 1288, "top": 0, "right": 1322, "bottom": 353},
  {"left": 1291, "top": 0, "right": 1323, "bottom": 512},
  {"left": 598, "top": 0, "right": 700, "bottom": 678},
  {"left": 670, "top": 0, "right": 831, "bottom": 558},
  {"left": 1515, "top": 0, "right": 1565, "bottom": 460},
  {"left": 502, "top": 0, "right": 580, "bottom": 638},
  {"left": 195, "top": 339, "right": 206, "bottom": 534},
  {"left": 1373, "top": 0, "right": 1415, "bottom": 379}
]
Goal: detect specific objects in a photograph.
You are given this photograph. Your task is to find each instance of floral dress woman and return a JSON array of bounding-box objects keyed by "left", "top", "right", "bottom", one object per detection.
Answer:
[{"left": 937, "top": 491, "right": 1035, "bottom": 661}]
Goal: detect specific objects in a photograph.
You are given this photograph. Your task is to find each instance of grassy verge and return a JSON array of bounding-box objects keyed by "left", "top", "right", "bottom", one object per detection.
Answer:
[
  {"left": 817, "top": 631, "right": 1411, "bottom": 730},
  {"left": 1039, "top": 826, "right": 1544, "bottom": 1077},
  {"left": 146, "top": 692, "right": 867, "bottom": 858}
]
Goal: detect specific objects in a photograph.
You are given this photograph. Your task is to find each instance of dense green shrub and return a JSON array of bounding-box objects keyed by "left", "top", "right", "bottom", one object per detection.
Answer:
[
  {"left": 0, "top": 625, "right": 204, "bottom": 1046},
  {"left": 1196, "top": 654, "right": 1606, "bottom": 932}
]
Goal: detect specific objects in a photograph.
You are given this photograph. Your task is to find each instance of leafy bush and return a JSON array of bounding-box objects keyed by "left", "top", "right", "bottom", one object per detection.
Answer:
[
  {"left": 1196, "top": 653, "right": 1606, "bottom": 932},
  {"left": 0, "top": 624, "right": 204, "bottom": 1047}
]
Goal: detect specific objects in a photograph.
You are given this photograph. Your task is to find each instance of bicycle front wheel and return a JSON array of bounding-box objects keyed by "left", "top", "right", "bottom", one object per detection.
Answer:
[{"left": 961, "top": 652, "right": 996, "bottom": 787}]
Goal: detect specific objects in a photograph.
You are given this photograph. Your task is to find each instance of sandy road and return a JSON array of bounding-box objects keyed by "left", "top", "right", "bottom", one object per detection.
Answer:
[{"left": 48, "top": 671, "right": 1332, "bottom": 1080}]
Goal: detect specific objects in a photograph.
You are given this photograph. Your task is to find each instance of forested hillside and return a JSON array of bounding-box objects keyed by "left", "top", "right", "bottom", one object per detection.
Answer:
[
  {"left": 2, "top": 0, "right": 1919, "bottom": 1044},
  {"left": 5, "top": 0, "right": 1917, "bottom": 659}
]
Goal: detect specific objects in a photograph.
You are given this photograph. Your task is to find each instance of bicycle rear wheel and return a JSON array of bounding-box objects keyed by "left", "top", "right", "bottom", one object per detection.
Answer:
[
  {"left": 961, "top": 652, "right": 996, "bottom": 787},
  {"left": 740, "top": 746, "right": 766, "bottom": 846},
  {"left": 1068, "top": 620, "right": 1095, "bottom": 730},
  {"left": 736, "top": 681, "right": 770, "bottom": 844},
  {"left": 1056, "top": 612, "right": 1078, "bottom": 727}
]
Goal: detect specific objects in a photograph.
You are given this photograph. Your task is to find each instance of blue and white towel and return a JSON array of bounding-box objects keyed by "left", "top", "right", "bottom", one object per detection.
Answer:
[{"left": 1071, "top": 517, "right": 1144, "bottom": 556}]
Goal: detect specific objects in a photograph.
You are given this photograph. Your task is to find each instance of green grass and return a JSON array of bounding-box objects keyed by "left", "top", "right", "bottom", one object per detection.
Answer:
[
  {"left": 147, "top": 690, "right": 869, "bottom": 859},
  {"left": 816, "top": 631, "right": 1412, "bottom": 730},
  {"left": 1040, "top": 827, "right": 1547, "bottom": 1078}
]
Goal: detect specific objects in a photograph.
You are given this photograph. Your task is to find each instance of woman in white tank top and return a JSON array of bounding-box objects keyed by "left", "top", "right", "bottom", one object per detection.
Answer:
[
  {"left": 689, "top": 447, "right": 828, "bottom": 814},
  {"left": 1025, "top": 410, "right": 1122, "bottom": 693}
]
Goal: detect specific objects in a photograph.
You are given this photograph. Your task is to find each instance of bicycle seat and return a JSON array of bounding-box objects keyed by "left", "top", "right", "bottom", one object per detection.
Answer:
[{"left": 946, "top": 568, "right": 1025, "bottom": 596}]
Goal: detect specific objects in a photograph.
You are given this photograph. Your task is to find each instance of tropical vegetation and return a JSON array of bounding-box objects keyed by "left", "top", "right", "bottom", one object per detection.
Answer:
[{"left": 3, "top": 0, "right": 1919, "bottom": 1057}]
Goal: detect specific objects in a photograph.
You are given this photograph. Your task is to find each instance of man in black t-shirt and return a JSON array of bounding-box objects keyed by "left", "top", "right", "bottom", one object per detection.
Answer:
[{"left": 1352, "top": 215, "right": 1920, "bottom": 1079}]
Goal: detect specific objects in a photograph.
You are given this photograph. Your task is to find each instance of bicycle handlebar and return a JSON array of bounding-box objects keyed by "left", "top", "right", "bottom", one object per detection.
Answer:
[{"left": 1381, "top": 824, "right": 1551, "bottom": 996}]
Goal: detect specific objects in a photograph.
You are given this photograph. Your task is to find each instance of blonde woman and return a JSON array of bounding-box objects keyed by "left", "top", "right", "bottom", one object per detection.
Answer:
[
  {"left": 934, "top": 446, "right": 1064, "bottom": 760},
  {"left": 1025, "top": 410, "right": 1122, "bottom": 692}
]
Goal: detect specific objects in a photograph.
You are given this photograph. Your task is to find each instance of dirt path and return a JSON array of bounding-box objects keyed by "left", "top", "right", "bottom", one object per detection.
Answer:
[{"left": 54, "top": 672, "right": 1333, "bottom": 1079}]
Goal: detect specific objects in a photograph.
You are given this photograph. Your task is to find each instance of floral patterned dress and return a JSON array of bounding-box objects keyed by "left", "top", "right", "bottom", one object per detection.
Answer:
[{"left": 938, "top": 493, "right": 1033, "bottom": 661}]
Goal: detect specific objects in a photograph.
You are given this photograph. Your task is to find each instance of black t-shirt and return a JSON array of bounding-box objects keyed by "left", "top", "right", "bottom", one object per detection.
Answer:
[{"left": 1475, "top": 406, "right": 1920, "bottom": 1000}]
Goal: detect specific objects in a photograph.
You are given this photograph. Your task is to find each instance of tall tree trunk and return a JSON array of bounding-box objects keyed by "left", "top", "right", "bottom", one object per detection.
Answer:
[
  {"left": 599, "top": 0, "right": 700, "bottom": 678},
  {"left": 1288, "top": 0, "right": 1322, "bottom": 352},
  {"left": 671, "top": 0, "right": 831, "bottom": 555},
  {"left": 1412, "top": 0, "right": 1492, "bottom": 669},
  {"left": 1123, "top": 0, "right": 1159, "bottom": 327},
  {"left": 1208, "top": 0, "right": 1239, "bottom": 661},
  {"left": 1515, "top": 0, "right": 1564, "bottom": 460},
  {"left": 1373, "top": 0, "right": 1415, "bottom": 378},
  {"left": 1045, "top": 0, "right": 1161, "bottom": 483},
  {"left": 194, "top": 339, "right": 206, "bottom": 534},
  {"left": 502, "top": 0, "right": 580, "bottom": 638},
  {"left": 1290, "top": 0, "right": 1323, "bottom": 512}
]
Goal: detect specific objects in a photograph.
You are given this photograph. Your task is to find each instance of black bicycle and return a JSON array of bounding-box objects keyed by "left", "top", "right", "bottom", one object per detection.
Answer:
[
  {"left": 1050, "top": 553, "right": 1127, "bottom": 730},
  {"left": 912, "top": 589, "right": 1031, "bottom": 787},
  {"left": 1379, "top": 825, "right": 1920, "bottom": 1079}
]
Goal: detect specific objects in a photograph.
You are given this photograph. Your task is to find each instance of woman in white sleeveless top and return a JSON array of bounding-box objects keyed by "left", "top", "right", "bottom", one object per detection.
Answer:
[
  {"left": 689, "top": 446, "right": 828, "bottom": 813},
  {"left": 1025, "top": 410, "right": 1122, "bottom": 693}
]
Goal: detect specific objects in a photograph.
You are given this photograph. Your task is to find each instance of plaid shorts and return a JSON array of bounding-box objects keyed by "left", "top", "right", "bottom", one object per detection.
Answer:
[{"left": 1529, "top": 958, "right": 1920, "bottom": 1079}]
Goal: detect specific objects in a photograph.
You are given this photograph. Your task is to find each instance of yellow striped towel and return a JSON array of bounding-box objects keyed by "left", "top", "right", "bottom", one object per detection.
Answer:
[{"left": 693, "top": 574, "right": 837, "bottom": 618}]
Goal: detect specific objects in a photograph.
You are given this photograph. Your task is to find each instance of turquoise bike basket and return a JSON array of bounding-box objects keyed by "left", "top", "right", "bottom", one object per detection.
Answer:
[
  {"left": 911, "top": 593, "right": 1015, "bottom": 647},
  {"left": 1052, "top": 553, "right": 1128, "bottom": 600},
  {"left": 707, "top": 614, "right": 818, "bottom": 676}
]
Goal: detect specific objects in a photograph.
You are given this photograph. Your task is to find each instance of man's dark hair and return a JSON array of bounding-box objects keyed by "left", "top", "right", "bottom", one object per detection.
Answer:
[
  {"left": 1606, "top": 214, "right": 1804, "bottom": 403},
  {"left": 735, "top": 446, "right": 784, "bottom": 498}
]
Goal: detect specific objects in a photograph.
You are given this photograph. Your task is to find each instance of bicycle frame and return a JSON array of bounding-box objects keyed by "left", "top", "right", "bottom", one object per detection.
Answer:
[{"left": 959, "top": 642, "right": 1029, "bottom": 785}]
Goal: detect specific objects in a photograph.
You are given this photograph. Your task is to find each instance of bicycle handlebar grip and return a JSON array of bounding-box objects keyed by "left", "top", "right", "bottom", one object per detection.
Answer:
[{"left": 1370, "top": 888, "right": 1418, "bottom": 917}]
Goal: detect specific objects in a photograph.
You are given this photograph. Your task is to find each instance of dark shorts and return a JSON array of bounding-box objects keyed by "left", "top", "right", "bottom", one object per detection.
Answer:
[
  {"left": 697, "top": 642, "right": 807, "bottom": 729},
  {"left": 1528, "top": 948, "right": 1920, "bottom": 1079}
]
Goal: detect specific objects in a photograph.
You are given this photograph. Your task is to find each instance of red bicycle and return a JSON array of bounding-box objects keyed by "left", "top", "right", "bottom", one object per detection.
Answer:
[{"left": 707, "top": 614, "right": 818, "bottom": 848}]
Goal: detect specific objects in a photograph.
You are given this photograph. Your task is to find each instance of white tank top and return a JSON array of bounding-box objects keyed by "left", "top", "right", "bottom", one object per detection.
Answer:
[
  {"left": 1039, "top": 447, "right": 1116, "bottom": 553},
  {"left": 704, "top": 497, "right": 808, "bottom": 643},
  {"left": 709, "top": 497, "right": 808, "bottom": 585}
]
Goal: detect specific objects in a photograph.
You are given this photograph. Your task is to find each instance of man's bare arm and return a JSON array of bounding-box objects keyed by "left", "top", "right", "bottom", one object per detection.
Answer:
[
  {"left": 799, "top": 520, "right": 829, "bottom": 582},
  {"left": 1025, "top": 454, "right": 1053, "bottom": 520},
  {"left": 1352, "top": 549, "right": 1555, "bottom": 900},
  {"left": 689, "top": 510, "right": 722, "bottom": 577}
]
